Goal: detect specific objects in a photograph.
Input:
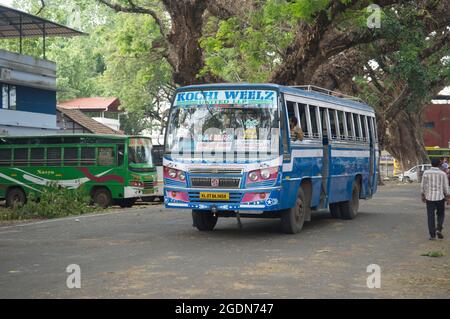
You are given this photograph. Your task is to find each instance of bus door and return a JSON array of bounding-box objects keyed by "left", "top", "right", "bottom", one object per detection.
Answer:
[
  {"left": 151, "top": 145, "right": 164, "bottom": 197},
  {"left": 368, "top": 117, "right": 376, "bottom": 196},
  {"left": 319, "top": 107, "right": 331, "bottom": 208}
]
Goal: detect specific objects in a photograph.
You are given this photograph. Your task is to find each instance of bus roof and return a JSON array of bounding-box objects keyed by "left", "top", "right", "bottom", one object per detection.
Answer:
[{"left": 177, "top": 83, "right": 374, "bottom": 113}]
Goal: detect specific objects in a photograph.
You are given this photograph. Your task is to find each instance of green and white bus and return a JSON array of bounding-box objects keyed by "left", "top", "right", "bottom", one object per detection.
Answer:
[{"left": 0, "top": 134, "right": 156, "bottom": 208}]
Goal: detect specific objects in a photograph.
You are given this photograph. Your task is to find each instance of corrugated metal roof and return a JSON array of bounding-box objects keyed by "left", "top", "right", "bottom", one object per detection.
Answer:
[{"left": 0, "top": 4, "right": 85, "bottom": 38}]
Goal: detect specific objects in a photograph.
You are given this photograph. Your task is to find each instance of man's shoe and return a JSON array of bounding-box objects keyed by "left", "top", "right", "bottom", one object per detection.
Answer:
[
  {"left": 436, "top": 231, "right": 444, "bottom": 239},
  {"left": 429, "top": 236, "right": 436, "bottom": 240}
]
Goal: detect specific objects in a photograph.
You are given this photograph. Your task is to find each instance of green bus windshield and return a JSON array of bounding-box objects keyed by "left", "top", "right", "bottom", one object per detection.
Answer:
[{"left": 128, "top": 137, "right": 153, "bottom": 166}]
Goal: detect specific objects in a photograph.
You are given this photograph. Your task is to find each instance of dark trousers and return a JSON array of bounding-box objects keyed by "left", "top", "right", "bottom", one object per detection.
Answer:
[{"left": 426, "top": 200, "right": 445, "bottom": 237}]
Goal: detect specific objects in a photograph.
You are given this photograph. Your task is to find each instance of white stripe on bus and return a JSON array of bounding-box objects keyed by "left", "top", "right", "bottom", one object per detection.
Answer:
[
  {"left": 0, "top": 173, "right": 42, "bottom": 193},
  {"left": 282, "top": 149, "right": 323, "bottom": 172},
  {"left": 331, "top": 150, "right": 370, "bottom": 157}
]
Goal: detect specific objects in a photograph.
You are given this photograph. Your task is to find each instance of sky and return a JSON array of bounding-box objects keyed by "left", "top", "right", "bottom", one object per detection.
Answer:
[{"left": 0, "top": 0, "right": 12, "bottom": 6}]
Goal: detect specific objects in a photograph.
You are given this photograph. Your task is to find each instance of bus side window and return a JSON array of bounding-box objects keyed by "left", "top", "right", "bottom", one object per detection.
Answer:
[
  {"left": 354, "top": 114, "right": 363, "bottom": 141},
  {"left": 81, "top": 148, "right": 96, "bottom": 166},
  {"left": 281, "top": 99, "right": 290, "bottom": 157},
  {"left": 360, "top": 115, "right": 366, "bottom": 142},
  {"left": 286, "top": 100, "right": 298, "bottom": 140},
  {"left": 372, "top": 117, "right": 379, "bottom": 143},
  {"left": 346, "top": 112, "right": 355, "bottom": 140},
  {"left": 309, "top": 105, "right": 319, "bottom": 138},
  {"left": 117, "top": 144, "right": 125, "bottom": 166},
  {"left": 319, "top": 107, "right": 329, "bottom": 139},
  {"left": 14, "top": 148, "right": 28, "bottom": 167},
  {"left": 337, "top": 110, "right": 346, "bottom": 139},
  {"left": 362, "top": 116, "right": 370, "bottom": 142},
  {"left": 286, "top": 101, "right": 296, "bottom": 119},
  {"left": 0, "top": 149, "right": 12, "bottom": 166},
  {"left": 298, "top": 103, "right": 308, "bottom": 136},
  {"left": 329, "top": 109, "right": 338, "bottom": 139},
  {"left": 47, "top": 148, "right": 62, "bottom": 166},
  {"left": 98, "top": 147, "right": 115, "bottom": 166},
  {"left": 64, "top": 148, "right": 79, "bottom": 166},
  {"left": 30, "top": 148, "right": 45, "bottom": 166}
]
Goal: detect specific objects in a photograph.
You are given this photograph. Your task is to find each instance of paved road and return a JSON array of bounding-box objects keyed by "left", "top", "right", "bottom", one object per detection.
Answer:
[{"left": 0, "top": 183, "right": 448, "bottom": 299}]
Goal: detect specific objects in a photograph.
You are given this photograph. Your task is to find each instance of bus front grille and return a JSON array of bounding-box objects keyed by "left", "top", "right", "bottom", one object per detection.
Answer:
[
  {"left": 190, "top": 177, "right": 241, "bottom": 189},
  {"left": 143, "top": 181, "right": 155, "bottom": 188}
]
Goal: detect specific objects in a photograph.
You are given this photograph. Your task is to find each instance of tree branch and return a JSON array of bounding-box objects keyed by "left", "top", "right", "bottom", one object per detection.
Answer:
[
  {"left": 420, "top": 30, "right": 450, "bottom": 60},
  {"left": 36, "top": 0, "right": 45, "bottom": 15},
  {"left": 97, "top": 0, "right": 166, "bottom": 36}
]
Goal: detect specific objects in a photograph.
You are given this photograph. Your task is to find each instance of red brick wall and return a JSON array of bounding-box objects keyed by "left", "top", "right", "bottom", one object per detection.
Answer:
[{"left": 423, "top": 103, "right": 450, "bottom": 148}]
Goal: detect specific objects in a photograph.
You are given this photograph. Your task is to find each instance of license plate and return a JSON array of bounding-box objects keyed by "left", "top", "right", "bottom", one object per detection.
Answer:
[{"left": 200, "top": 192, "right": 229, "bottom": 201}]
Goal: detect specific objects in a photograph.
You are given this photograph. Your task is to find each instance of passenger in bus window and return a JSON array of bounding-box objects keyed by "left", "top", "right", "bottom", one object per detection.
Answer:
[{"left": 289, "top": 117, "right": 304, "bottom": 141}]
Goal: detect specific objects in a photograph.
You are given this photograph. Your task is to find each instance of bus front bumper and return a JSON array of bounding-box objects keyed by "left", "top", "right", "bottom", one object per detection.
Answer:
[{"left": 164, "top": 187, "right": 282, "bottom": 211}]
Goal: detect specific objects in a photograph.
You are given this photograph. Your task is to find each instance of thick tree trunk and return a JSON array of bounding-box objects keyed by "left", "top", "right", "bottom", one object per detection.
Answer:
[
  {"left": 384, "top": 111, "right": 429, "bottom": 170},
  {"left": 162, "top": 0, "right": 209, "bottom": 86}
]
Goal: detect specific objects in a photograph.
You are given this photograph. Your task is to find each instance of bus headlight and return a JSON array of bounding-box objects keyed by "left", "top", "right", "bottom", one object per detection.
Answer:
[
  {"left": 260, "top": 169, "right": 271, "bottom": 180},
  {"left": 247, "top": 167, "right": 279, "bottom": 184},
  {"left": 249, "top": 171, "right": 259, "bottom": 181},
  {"left": 168, "top": 168, "right": 177, "bottom": 178},
  {"left": 178, "top": 172, "right": 186, "bottom": 181}
]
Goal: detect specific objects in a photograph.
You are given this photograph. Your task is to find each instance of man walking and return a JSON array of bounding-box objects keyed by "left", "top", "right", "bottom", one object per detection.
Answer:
[{"left": 421, "top": 158, "right": 449, "bottom": 240}]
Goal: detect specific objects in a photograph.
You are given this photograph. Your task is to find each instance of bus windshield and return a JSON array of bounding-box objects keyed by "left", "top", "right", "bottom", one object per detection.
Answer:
[
  {"left": 129, "top": 138, "right": 153, "bottom": 165},
  {"left": 165, "top": 90, "right": 279, "bottom": 162}
]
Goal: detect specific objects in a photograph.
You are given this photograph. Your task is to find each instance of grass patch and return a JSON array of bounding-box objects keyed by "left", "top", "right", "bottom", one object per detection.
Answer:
[
  {"left": 0, "top": 185, "right": 100, "bottom": 221},
  {"left": 421, "top": 251, "right": 444, "bottom": 258}
]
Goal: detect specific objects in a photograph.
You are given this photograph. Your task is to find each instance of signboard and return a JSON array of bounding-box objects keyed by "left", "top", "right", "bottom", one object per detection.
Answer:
[{"left": 174, "top": 90, "right": 277, "bottom": 107}]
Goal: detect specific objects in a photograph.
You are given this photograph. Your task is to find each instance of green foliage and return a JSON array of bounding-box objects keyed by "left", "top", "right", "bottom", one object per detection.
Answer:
[
  {"left": 120, "top": 110, "right": 151, "bottom": 135},
  {"left": 96, "top": 13, "right": 172, "bottom": 115},
  {"left": 357, "top": 4, "right": 450, "bottom": 113},
  {"left": 200, "top": 0, "right": 371, "bottom": 83},
  {"left": 0, "top": 0, "right": 172, "bottom": 133},
  {"left": 200, "top": 0, "right": 297, "bottom": 82},
  {"left": 421, "top": 251, "right": 444, "bottom": 257},
  {"left": 284, "top": 0, "right": 330, "bottom": 21},
  {"left": 1, "top": 184, "right": 97, "bottom": 221}
]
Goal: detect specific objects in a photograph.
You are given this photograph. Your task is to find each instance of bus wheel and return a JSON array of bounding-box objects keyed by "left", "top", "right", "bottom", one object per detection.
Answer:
[
  {"left": 92, "top": 188, "right": 112, "bottom": 208},
  {"left": 192, "top": 210, "right": 218, "bottom": 231},
  {"left": 117, "top": 198, "right": 136, "bottom": 208},
  {"left": 281, "top": 186, "right": 307, "bottom": 234},
  {"left": 340, "top": 181, "right": 360, "bottom": 220},
  {"left": 6, "top": 188, "right": 26, "bottom": 208},
  {"left": 329, "top": 203, "right": 341, "bottom": 218}
]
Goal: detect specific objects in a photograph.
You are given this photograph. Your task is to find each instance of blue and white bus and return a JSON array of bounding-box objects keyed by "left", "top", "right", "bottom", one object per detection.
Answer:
[{"left": 163, "top": 84, "right": 378, "bottom": 233}]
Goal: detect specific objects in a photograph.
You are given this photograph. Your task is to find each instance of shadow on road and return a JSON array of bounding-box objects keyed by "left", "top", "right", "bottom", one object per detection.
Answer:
[{"left": 181, "top": 209, "right": 380, "bottom": 239}]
